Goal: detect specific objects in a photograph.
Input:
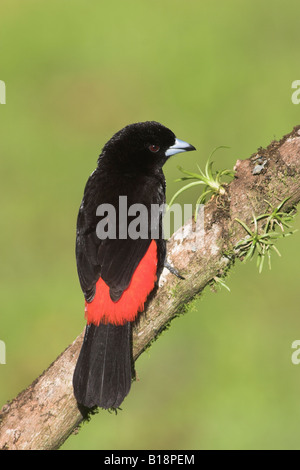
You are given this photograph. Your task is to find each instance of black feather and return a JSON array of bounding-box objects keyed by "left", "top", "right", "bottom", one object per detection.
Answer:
[{"left": 73, "top": 323, "right": 133, "bottom": 409}]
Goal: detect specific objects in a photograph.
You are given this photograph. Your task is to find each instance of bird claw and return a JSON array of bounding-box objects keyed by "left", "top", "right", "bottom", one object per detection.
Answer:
[{"left": 164, "top": 261, "right": 185, "bottom": 280}]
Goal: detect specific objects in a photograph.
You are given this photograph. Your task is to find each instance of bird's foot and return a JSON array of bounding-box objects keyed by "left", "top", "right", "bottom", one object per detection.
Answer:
[{"left": 164, "top": 261, "right": 185, "bottom": 280}]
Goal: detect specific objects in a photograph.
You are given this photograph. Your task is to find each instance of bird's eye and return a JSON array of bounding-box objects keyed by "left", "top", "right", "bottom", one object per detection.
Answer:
[{"left": 148, "top": 144, "right": 160, "bottom": 153}]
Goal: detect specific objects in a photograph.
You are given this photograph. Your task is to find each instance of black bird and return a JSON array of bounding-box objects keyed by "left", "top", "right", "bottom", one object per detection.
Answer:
[{"left": 73, "top": 121, "right": 195, "bottom": 409}]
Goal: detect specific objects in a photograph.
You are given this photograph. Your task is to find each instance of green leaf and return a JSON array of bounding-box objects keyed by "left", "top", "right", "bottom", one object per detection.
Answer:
[{"left": 168, "top": 181, "right": 205, "bottom": 208}]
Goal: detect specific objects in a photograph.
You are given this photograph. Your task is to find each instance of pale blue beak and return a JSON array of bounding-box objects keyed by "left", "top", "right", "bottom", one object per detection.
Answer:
[{"left": 165, "top": 138, "right": 196, "bottom": 157}]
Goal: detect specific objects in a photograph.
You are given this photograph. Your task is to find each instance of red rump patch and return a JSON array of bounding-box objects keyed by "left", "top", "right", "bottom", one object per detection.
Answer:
[{"left": 85, "top": 240, "right": 158, "bottom": 326}]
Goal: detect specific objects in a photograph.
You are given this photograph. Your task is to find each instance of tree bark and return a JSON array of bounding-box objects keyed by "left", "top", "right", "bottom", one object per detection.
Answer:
[{"left": 0, "top": 126, "right": 299, "bottom": 450}]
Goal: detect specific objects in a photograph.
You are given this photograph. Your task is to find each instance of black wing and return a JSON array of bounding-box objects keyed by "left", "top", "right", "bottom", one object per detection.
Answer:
[{"left": 76, "top": 169, "right": 165, "bottom": 303}]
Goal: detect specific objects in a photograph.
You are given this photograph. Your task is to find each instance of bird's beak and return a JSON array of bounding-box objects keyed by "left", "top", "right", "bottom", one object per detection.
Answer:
[{"left": 165, "top": 138, "right": 196, "bottom": 157}]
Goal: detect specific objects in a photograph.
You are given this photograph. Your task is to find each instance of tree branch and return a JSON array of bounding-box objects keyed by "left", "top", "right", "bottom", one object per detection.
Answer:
[{"left": 1, "top": 126, "right": 300, "bottom": 450}]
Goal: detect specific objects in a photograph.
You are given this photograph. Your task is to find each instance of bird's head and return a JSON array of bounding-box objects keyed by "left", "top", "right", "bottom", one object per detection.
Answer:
[{"left": 99, "top": 121, "right": 196, "bottom": 173}]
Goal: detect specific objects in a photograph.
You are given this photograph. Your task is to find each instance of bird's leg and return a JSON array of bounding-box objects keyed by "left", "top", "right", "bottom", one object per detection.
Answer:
[{"left": 164, "top": 261, "right": 185, "bottom": 280}]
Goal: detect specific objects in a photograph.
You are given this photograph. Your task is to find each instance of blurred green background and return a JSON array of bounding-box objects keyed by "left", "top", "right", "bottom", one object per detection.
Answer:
[{"left": 0, "top": 0, "right": 299, "bottom": 450}]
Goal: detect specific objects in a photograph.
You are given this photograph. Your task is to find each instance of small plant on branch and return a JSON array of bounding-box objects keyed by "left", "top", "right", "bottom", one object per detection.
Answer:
[
  {"left": 168, "top": 146, "right": 235, "bottom": 219},
  {"left": 234, "top": 198, "right": 297, "bottom": 273},
  {"left": 256, "top": 196, "right": 297, "bottom": 232},
  {"left": 213, "top": 276, "right": 231, "bottom": 292}
]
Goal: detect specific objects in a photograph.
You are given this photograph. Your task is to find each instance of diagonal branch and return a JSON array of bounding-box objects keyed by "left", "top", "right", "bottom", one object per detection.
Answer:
[{"left": 1, "top": 126, "right": 300, "bottom": 450}]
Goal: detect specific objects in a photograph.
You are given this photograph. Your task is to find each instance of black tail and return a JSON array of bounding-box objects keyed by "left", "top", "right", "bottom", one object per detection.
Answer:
[{"left": 73, "top": 322, "right": 133, "bottom": 409}]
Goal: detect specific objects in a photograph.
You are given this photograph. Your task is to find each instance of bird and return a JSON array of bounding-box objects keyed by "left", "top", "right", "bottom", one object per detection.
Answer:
[{"left": 73, "top": 121, "right": 196, "bottom": 409}]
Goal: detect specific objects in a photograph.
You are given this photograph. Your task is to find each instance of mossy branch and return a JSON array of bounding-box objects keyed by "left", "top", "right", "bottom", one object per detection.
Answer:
[{"left": 0, "top": 126, "right": 300, "bottom": 450}]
